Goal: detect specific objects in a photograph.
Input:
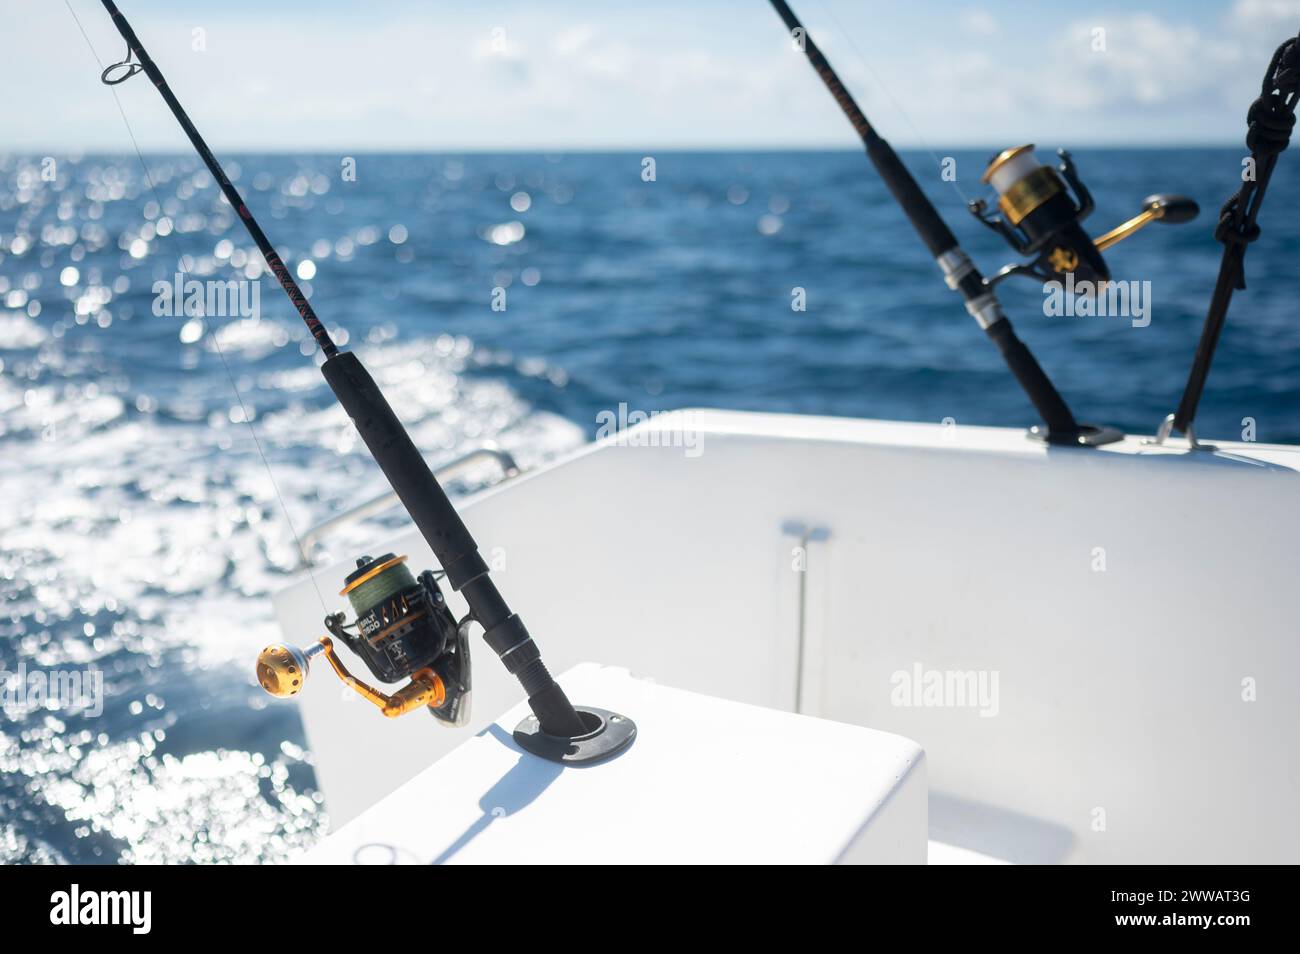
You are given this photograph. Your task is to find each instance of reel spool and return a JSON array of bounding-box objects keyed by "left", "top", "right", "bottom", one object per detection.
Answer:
[
  {"left": 257, "top": 553, "right": 471, "bottom": 726},
  {"left": 969, "top": 144, "right": 1199, "bottom": 287}
]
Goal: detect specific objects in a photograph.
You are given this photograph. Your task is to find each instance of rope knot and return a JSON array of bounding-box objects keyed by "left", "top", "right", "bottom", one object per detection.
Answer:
[
  {"left": 1215, "top": 196, "right": 1261, "bottom": 246},
  {"left": 1245, "top": 98, "right": 1296, "bottom": 153}
]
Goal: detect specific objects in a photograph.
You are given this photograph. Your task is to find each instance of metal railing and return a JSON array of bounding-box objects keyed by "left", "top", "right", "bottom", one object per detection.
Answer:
[{"left": 295, "top": 446, "right": 521, "bottom": 567}]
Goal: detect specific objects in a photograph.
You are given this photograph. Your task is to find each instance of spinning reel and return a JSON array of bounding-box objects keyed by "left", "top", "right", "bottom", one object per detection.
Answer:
[
  {"left": 969, "top": 144, "right": 1199, "bottom": 287},
  {"left": 257, "top": 553, "right": 471, "bottom": 725}
]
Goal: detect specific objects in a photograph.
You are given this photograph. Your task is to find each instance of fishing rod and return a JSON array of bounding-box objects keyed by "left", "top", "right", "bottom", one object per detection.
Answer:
[
  {"left": 768, "top": 0, "right": 1198, "bottom": 446},
  {"left": 91, "top": 0, "right": 633, "bottom": 763}
]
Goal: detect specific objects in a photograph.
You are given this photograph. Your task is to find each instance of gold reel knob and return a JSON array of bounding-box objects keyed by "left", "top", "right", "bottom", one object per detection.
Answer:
[
  {"left": 254, "top": 637, "right": 442, "bottom": 719},
  {"left": 256, "top": 643, "right": 311, "bottom": 697}
]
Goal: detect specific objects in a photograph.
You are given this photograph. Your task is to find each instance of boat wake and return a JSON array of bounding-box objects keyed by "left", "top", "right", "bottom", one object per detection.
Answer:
[{"left": 0, "top": 326, "right": 582, "bottom": 863}]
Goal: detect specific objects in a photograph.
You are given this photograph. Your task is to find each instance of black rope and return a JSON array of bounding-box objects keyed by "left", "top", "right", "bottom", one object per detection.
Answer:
[{"left": 1172, "top": 31, "right": 1300, "bottom": 434}]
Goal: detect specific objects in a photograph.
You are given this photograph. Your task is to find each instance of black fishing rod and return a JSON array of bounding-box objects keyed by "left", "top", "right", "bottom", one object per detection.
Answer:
[
  {"left": 768, "top": 0, "right": 1107, "bottom": 445},
  {"left": 92, "top": 0, "right": 633, "bottom": 761}
]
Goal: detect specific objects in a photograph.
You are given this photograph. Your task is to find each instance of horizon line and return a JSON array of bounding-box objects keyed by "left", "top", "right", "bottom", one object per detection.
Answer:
[{"left": 1, "top": 142, "right": 1255, "bottom": 156}]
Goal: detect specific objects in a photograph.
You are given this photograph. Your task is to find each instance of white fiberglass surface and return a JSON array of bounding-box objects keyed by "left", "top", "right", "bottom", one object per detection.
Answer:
[{"left": 278, "top": 411, "right": 1300, "bottom": 862}]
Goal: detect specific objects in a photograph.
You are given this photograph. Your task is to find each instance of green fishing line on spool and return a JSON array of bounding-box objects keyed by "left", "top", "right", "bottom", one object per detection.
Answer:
[{"left": 345, "top": 558, "right": 416, "bottom": 615}]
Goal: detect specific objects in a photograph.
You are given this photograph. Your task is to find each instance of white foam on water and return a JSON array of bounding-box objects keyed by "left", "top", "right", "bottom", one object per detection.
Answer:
[
  {"left": 0, "top": 150, "right": 589, "bottom": 863},
  {"left": 0, "top": 322, "right": 585, "bottom": 862}
]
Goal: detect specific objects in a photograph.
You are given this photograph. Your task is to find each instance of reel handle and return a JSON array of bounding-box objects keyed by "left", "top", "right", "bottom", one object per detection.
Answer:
[
  {"left": 1094, "top": 194, "right": 1200, "bottom": 251},
  {"left": 1147, "top": 193, "right": 1200, "bottom": 224},
  {"left": 256, "top": 638, "right": 446, "bottom": 718}
]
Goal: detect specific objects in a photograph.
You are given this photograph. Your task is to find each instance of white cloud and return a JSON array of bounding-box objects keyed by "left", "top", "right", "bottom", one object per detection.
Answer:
[
  {"left": 552, "top": 24, "right": 598, "bottom": 58},
  {"left": 960, "top": 10, "right": 1000, "bottom": 38},
  {"left": 8, "top": 0, "right": 1296, "bottom": 151},
  {"left": 1231, "top": 0, "right": 1300, "bottom": 26}
]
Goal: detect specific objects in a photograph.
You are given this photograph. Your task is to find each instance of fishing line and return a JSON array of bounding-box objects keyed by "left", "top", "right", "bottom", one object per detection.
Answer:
[
  {"left": 811, "top": 0, "right": 973, "bottom": 205},
  {"left": 63, "top": 0, "right": 331, "bottom": 617}
]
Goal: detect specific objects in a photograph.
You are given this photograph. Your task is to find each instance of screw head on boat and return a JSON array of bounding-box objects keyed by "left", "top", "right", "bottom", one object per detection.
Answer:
[{"left": 256, "top": 643, "right": 310, "bottom": 697}]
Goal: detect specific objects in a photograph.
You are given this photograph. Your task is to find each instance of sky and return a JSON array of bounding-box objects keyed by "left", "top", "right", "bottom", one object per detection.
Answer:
[{"left": 5, "top": 0, "right": 1300, "bottom": 152}]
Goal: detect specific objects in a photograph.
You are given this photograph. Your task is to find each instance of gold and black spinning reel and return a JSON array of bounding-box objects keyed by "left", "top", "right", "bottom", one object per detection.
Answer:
[
  {"left": 969, "top": 144, "right": 1200, "bottom": 287},
  {"left": 257, "top": 554, "right": 471, "bottom": 725}
]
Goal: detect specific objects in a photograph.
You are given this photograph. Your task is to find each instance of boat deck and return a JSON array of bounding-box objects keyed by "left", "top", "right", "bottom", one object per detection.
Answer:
[{"left": 273, "top": 410, "right": 1300, "bottom": 863}]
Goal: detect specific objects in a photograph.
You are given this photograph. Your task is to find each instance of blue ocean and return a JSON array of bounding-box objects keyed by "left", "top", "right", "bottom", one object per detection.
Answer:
[{"left": 2, "top": 148, "right": 1298, "bottom": 862}]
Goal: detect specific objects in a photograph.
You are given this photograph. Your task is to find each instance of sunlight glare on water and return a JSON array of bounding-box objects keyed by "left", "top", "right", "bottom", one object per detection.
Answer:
[
  {"left": 0, "top": 153, "right": 585, "bottom": 863},
  {"left": 3, "top": 147, "right": 1300, "bottom": 862}
]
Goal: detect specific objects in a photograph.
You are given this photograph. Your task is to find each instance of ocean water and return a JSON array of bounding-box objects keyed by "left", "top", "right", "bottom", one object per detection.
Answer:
[{"left": 2, "top": 149, "right": 1299, "bottom": 863}]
